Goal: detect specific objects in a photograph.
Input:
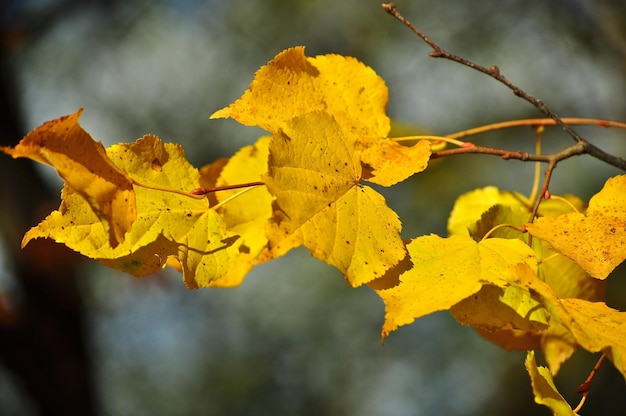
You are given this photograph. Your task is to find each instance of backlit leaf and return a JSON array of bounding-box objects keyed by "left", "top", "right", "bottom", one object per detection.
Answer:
[
  {"left": 525, "top": 351, "right": 576, "bottom": 416},
  {"left": 23, "top": 134, "right": 239, "bottom": 289},
  {"left": 263, "top": 111, "right": 405, "bottom": 287},
  {"left": 361, "top": 139, "right": 431, "bottom": 186},
  {"left": 526, "top": 175, "right": 626, "bottom": 278},
  {"left": 447, "top": 186, "right": 529, "bottom": 236},
  {"left": 207, "top": 136, "right": 274, "bottom": 287},
  {"left": 377, "top": 234, "right": 537, "bottom": 339},
  {"left": 210, "top": 46, "right": 390, "bottom": 142},
  {"left": 1, "top": 109, "right": 135, "bottom": 247},
  {"left": 555, "top": 299, "right": 626, "bottom": 379}
]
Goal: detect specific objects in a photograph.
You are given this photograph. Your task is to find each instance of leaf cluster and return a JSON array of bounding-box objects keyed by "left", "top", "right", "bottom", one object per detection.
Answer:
[{"left": 3, "top": 42, "right": 626, "bottom": 415}]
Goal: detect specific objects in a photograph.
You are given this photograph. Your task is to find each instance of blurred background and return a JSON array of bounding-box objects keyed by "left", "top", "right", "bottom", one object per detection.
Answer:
[{"left": 1, "top": 0, "right": 626, "bottom": 415}]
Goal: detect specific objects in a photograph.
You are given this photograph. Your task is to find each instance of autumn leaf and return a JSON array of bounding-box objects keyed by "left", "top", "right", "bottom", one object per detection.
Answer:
[
  {"left": 263, "top": 111, "right": 405, "bottom": 286},
  {"left": 1, "top": 109, "right": 135, "bottom": 247},
  {"left": 23, "top": 134, "right": 240, "bottom": 289},
  {"left": 459, "top": 198, "right": 604, "bottom": 374},
  {"left": 360, "top": 139, "right": 431, "bottom": 186},
  {"left": 210, "top": 46, "right": 390, "bottom": 142},
  {"left": 525, "top": 351, "right": 577, "bottom": 416},
  {"left": 447, "top": 186, "right": 529, "bottom": 236},
  {"left": 376, "top": 234, "right": 537, "bottom": 339},
  {"left": 199, "top": 136, "right": 274, "bottom": 287},
  {"left": 553, "top": 299, "right": 626, "bottom": 379},
  {"left": 526, "top": 175, "right": 626, "bottom": 279}
]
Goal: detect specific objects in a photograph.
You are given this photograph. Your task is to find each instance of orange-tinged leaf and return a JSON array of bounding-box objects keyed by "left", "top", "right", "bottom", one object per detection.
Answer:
[
  {"left": 377, "top": 234, "right": 537, "bottom": 339},
  {"left": 23, "top": 134, "right": 239, "bottom": 289},
  {"left": 525, "top": 351, "right": 577, "bottom": 416},
  {"left": 210, "top": 46, "right": 390, "bottom": 141},
  {"left": 1, "top": 109, "right": 135, "bottom": 246},
  {"left": 263, "top": 111, "right": 405, "bottom": 287},
  {"left": 526, "top": 175, "right": 626, "bottom": 279},
  {"left": 361, "top": 139, "right": 432, "bottom": 186}
]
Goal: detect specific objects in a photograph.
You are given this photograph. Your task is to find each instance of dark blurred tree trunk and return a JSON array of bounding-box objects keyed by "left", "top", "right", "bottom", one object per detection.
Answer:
[{"left": 0, "top": 19, "right": 97, "bottom": 416}]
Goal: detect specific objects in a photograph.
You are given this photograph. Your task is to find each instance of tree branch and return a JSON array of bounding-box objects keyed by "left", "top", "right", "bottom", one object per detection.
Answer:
[{"left": 382, "top": 3, "right": 626, "bottom": 171}]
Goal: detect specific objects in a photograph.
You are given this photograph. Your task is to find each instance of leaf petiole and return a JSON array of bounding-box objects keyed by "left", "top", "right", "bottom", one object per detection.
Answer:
[
  {"left": 391, "top": 135, "right": 466, "bottom": 150},
  {"left": 210, "top": 186, "right": 259, "bottom": 211},
  {"left": 480, "top": 223, "right": 526, "bottom": 241},
  {"left": 130, "top": 179, "right": 265, "bottom": 200}
]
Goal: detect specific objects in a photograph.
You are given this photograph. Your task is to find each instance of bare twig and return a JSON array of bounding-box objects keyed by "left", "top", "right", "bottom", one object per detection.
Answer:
[
  {"left": 382, "top": 3, "right": 626, "bottom": 171},
  {"left": 573, "top": 353, "right": 607, "bottom": 414}
]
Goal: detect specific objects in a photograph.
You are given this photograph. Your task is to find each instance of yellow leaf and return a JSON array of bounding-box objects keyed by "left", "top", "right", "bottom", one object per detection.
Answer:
[
  {"left": 209, "top": 136, "right": 274, "bottom": 287},
  {"left": 526, "top": 175, "right": 626, "bottom": 278},
  {"left": 23, "top": 134, "right": 239, "bottom": 289},
  {"left": 263, "top": 111, "right": 405, "bottom": 287},
  {"left": 377, "top": 234, "right": 536, "bottom": 339},
  {"left": 475, "top": 263, "right": 580, "bottom": 375},
  {"left": 211, "top": 46, "right": 390, "bottom": 142},
  {"left": 447, "top": 186, "right": 529, "bottom": 236},
  {"left": 525, "top": 351, "right": 577, "bottom": 416},
  {"left": 451, "top": 284, "right": 549, "bottom": 333},
  {"left": 361, "top": 139, "right": 432, "bottom": 186},
  {"left": 1, "top": 110, "right": 135, "bottom": 247},
  {"left": 556, "top": 299, "right": 626, "bottom": 379}
]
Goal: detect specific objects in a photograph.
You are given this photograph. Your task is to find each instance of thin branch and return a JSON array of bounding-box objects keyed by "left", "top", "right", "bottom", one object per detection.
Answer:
[
  {"left": 431, "top": 141, "right": 587, "bottom": 163},
  {"left": 573, "top": 353, "right": 607, "bottom": 414},
  {"left": 382, "top": 3, "right": 626, "bottom": 171},
  {"left": 445, "top": 117, "right": 626, "bottom": 141}
]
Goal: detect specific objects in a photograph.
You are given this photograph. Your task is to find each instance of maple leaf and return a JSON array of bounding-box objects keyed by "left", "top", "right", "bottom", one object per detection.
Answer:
[
  {"left": 22, "top": 134, "right": 240, "bottom": 289},
  {"left": 1, "top": 109, "right": 135, "bottom": 247},
  {"left": 263, "top": 111, "right": 405, "bottom": 286},
  {"left": 525, "top": 351, "right": 577, "bottom": 416},
  {"left": 526, "top": 174, "right": 626, "bottom": 279},
  {"left": 210, "top": 46, "right": 390, "bottom": 141},
  {"left": 376, "top": 234, "right": 537, "bottom": 339}
]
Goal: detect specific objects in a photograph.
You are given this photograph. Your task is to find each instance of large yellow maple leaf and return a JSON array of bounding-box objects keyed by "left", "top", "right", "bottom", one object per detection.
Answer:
[
  {"left": 1, "top": 109, "right": 135, "bottom": 247},
  {"left": 211, "top": 46, "right": 390, "bottom": 142},
  {"left": 21, "top": 133, "right": 239, "bottom": 288},
  {"left": 526, "top": 174, "right": 626, "bottom": 279},
  {"left": 263, "top": 111, "right": 405, "bottom": 286}
]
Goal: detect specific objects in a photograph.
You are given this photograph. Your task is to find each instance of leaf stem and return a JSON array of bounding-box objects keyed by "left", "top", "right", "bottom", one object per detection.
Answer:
[
  {"left": 445, "top": 117, "right": 626, "bottom": 141},
  {"left": 211, "top": 186, "right": 258, "bottom": 211},
  {"left": 391, "top": 134, "right": 466, "bottom": 150},
  {"left": 480, "top": 223, "right": 525, "bottom": 241},
  {"left": 131, "top": 179, "right": 265, "bottom": 200},
  {"left": 191, "top": 181, "right": 265, "bottom": 196},
  {"left": 528, "top": 127, "right": 543, "bottom": 204}
]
